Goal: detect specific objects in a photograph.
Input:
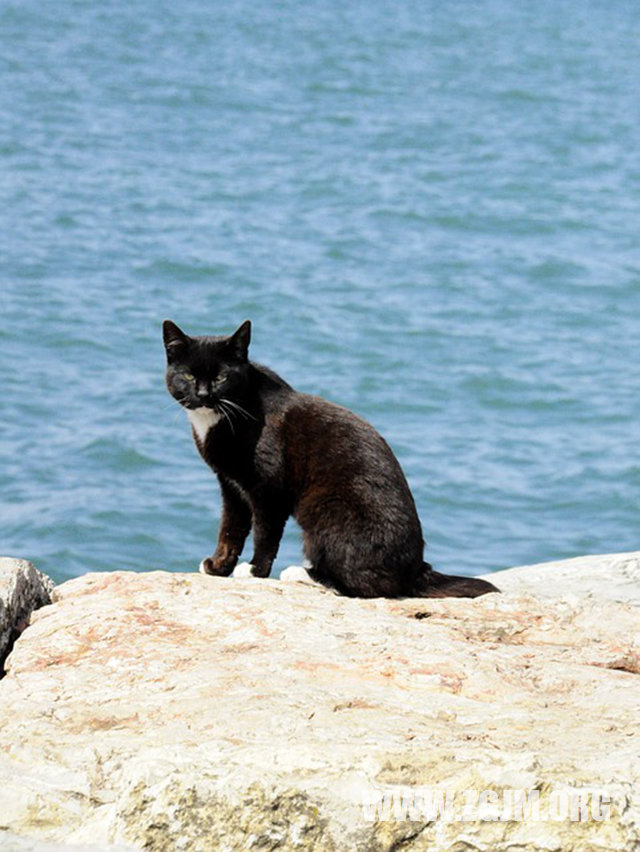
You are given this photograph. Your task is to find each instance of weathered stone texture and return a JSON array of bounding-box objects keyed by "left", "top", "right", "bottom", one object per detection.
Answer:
[
  {"left": 483, "top": 550, "right": 640, "bottom": 603},
  {"left": 0, "top": 554, "right": 639, "bottom": 850},
  {"left": 0, "top": 557, "right": 55, "bottom": 671}
]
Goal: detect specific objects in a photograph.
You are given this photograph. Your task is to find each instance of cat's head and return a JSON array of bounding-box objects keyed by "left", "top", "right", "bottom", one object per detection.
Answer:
[{"left": 162, "top": 320, "right": 251, "bottom": 410}]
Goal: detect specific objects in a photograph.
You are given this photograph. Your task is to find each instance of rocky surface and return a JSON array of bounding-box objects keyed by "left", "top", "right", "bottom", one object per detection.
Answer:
[
  {"left": 483, "top": 549, "right": 640, "bottom": 603},
  {"left": 0, "top": 553, "right": 638, "bottom": 851},
  {"left": 0, "top": 557, "right": 55, "bottom": 672}
]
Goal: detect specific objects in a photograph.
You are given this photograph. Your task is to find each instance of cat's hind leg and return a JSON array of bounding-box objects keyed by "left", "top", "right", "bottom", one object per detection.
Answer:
[
  {"left": 280, "top": 563, "right": 315, "bottom": 583},
  {"left": 231, "top": 562, "right": 318, "bottom": 581},
  {"left": 280, "top": 562, "right": 338, "bottom": 592},
  {"left": 231, "top": 562, "right": 257, "bottom": 578}
]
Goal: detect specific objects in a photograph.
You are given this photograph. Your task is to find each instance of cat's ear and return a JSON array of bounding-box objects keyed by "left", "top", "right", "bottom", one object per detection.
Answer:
[
  {"left": 162, "top": 320, "right": 190, "bottom": 360},
  {"left": 228, "top": 320, "right": 251, "bottom": 361}
]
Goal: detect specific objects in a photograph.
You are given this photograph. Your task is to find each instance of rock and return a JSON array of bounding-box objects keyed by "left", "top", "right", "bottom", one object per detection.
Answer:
[
  {"left": 481, "top": 550, "right": 640, "bottom": 604},
  {"left": 0, "top": 554, "right": 639, "bottom": 851},
  {"left": 0, "top": 831, "right": 134, "bottom": 852},
  {"left": 0, "top": 557, "right": 55, "bottom": 672}
]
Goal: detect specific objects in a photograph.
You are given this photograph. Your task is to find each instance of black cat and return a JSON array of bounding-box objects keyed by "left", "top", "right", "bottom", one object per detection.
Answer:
[{"left": 163, "top": 320, "right": 498, "bottom": 599}]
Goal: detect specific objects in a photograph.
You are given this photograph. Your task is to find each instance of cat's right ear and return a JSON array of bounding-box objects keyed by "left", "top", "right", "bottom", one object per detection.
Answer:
[
  {"left": 162, "top": 320, "right": 190, "bottom": 361},
  {"left": 228, "top": 320, "right": 251, "bottom": 361}
]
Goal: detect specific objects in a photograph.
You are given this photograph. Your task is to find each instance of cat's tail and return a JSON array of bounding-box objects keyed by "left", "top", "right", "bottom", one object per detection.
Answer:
[{"left": 415, "top": 562, "right": 499, "bottom": 598}]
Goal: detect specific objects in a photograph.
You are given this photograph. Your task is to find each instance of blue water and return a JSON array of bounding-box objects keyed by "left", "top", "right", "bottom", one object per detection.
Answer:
[{"left": 1, "top": 1, "right": 639, "bottom": 585}]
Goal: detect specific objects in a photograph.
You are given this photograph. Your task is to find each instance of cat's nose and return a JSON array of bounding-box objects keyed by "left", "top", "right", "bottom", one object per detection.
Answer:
[{"left": 196, "top": 385, "right": 214, "bottom": 404}]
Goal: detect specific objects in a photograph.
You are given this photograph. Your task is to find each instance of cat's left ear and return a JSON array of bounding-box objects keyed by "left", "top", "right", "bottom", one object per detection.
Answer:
[
  {"left": 228, "top": 320, "right": 251, "bottom": 361},
  {"left": 162, "top": 320, "right": 190, "bottom": 360}
]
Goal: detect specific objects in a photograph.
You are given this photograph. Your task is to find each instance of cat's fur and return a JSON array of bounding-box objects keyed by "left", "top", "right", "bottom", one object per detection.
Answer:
[{"left": 163, "top": 320, "right": 498, "bottom": 599}]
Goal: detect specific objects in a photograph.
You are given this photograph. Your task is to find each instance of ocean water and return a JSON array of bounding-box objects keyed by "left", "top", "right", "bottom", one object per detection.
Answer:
[{"left": 1, "top": 0, "right": 639, "bottom": 585}]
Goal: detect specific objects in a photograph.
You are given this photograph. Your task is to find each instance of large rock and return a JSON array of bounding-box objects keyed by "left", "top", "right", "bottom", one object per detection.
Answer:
[
  {"left": 0, "top": 557, "right": 55, "bottom": 672},
  {"left": 0, "top": 832, "right": 132, "bottom": 852},
  {"left": 482, "top": 550, "right": 640, "bottom": 603},
  {"left": 0, "top": 554, "right": 639, "bottom": 851}
]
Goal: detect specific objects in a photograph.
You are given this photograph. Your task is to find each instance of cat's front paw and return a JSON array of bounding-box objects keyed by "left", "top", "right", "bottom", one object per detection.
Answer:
[
  {"left": 231, "top": 562, "right": 256, "bottom": 578},
  {"left": 199, "top": 557, "right": 220, "bottom": 576},
  {"left": 199, "top": 553, "right": 238, "bottom": 576}
]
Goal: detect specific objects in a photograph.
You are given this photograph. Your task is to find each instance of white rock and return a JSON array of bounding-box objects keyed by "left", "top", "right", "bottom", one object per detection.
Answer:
[
  {"left": 0, "top": 830, "right": 134, "bottom": 851},
  {"left": 0, "top": 554, "right": 638, "bottom": 851},
  {"left": 482, "top": 550, "right": 640, "bottom": 604}
]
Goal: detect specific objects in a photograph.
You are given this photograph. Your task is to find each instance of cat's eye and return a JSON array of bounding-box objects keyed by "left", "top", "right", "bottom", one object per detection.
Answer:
[{"left": 182, "top": 372, "right": 194, "bottom": 381}]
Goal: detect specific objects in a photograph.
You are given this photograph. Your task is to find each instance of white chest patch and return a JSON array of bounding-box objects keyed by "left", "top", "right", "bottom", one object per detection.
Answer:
[{"left": 187, "top": 407, "right": 222, "bottom": 445}]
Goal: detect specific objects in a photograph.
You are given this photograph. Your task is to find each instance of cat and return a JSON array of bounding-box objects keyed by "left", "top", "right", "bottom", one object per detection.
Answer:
[{"left": 163, "top": 319, "right": 499, "bottom": 599}]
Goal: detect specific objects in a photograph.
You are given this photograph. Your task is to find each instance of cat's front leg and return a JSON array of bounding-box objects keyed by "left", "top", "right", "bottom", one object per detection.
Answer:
[
  {"left": 200, "top": 476, "right": 252, "bottom": 576},
  {"left": 245, "top": 497, "right": 290, "bottom": 579}
]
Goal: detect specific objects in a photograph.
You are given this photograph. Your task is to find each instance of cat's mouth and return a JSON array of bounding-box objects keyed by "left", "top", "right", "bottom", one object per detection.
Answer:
[
  {"left": 174, "top": 392, "right": 217, "bottom": 411},
  {"left": 177, "top": 395, "right": 257, "bottom": 429},
  {"left": 182, "top": 399, "right": 218, "bottom": 411}
]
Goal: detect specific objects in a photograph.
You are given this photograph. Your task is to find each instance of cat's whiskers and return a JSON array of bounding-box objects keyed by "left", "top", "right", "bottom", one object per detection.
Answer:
[
  {"left": 160, "top": 399, "right": 186, "bottom": 424},
  {"left": 162, "top": 403, "right": 183, "bottom": 418},
  {"left": 220, "top": 398, "right": 257, "bottom": 422},
  {"left": 217, "top": 401, "right": 236, "bottom": 436}
]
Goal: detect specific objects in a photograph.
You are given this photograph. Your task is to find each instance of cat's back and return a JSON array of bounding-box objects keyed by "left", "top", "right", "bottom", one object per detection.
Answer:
[
  {"left": 282, "top": 392, "right": 389, "bottom": 460},
  {"left": 277, "top": 391, "right": 418, "bottom": 512},
  {"left": 253, "top": 364, "right": 426, "bottom": 592},
  {"left": 251, "top": 363, "right": 419, "bottom": 523}
]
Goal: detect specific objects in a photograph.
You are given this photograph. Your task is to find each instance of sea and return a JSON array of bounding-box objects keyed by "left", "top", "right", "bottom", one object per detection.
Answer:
[{"left": 1, "top": 0, "right": 639, "bottom": 585}]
